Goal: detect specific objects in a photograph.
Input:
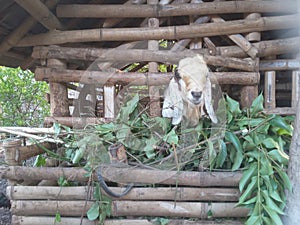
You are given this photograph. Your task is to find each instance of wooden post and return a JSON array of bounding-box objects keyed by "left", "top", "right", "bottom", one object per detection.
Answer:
[
  {"left": 148, "top": 0, "right": 161, "bottom": 117},
  {"left": 292, "top": 53, "right": 300, "bottom": 107},
  {"left": 264, "top": 56, "right": 276, "bottom": 109},
  {"left": 104, "top": 85, "right": 115, "bottom": 119},
  {"left": 3, "top": 139, "right": 22, "bottom": 185},
  {"left": 47, "top": 59, "right": 70, "bottom": 117},
  {"left": 240, "top": 0, "right": 260, "bottom": 108}
]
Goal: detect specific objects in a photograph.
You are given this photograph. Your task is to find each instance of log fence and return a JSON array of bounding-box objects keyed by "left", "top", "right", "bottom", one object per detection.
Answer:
[{"left": 1, "top": 0, "right": 300, "bottom": 224}]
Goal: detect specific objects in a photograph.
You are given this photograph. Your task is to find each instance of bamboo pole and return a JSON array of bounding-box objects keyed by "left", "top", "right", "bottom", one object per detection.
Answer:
[
  {"left": 32, "top": 37, "right": 300, "bottom": 61},
  {"left": 56, "top": 1, "right": 297, "bottom": 18},
  {"left": 7, "top": 186, "right": 240, "bottom": 202},
  {"left": 259, "top": 59, "right": 300, "bottom": 71},
  {"left": 11, "top": 200, "right": 248, "bottom": 217},
  {"left": 44, "top": 116, "right": 109, "bottom": 128},
  {"left": 0, "top": 0, "right": 59, "bottom": 54},
  {"left": 0, "top": 166, "right": 243, "bottom": 186},
  {"left": 211, "top": 16, "right": 258, "bottom": 59},
  {"left": 14, "top": 0, "right": 64, "bottom": 30},
  {"left": 148, "top": 0, "right": 161, "bottom": 117},
  {"left": 17, "top": 14, "right": 299, "bottom": 46},
  {"left": 12, "top": 216, "right": 244, "bottom": 225},
  {"left": 35, "top": 68, "right": 260, "bottom": 86}
]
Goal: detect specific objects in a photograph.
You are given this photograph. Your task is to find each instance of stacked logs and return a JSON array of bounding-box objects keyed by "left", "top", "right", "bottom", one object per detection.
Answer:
[{"left": 1, "top": 139, "right": 247, "bottom": 225}]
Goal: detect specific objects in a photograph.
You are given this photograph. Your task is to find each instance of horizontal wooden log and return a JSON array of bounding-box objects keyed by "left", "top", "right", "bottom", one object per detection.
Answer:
[
  {"left": 57, "top": 1, "right": 297, "bottom": 18},
  {"left": 259, "top": 59, "right": 300, "bottom": 71},
  {"left": 35, "top": 68, "right": 260, "bottom": 85},
  {"left": 32, "top": 46, "right": 257, "bottom": 71},
  {"left": 219, "top": 37, "right": 300, "bottom": 58},
  {"left": 264, "top": 107, "right": 296, "bottom": 115},
  {"left": 11, "top": 200, "right": 248, "bottom": 217},
  {"left": 44, "top": 116, "right": 109, "bottom": 128},
  {"left": 17, "top": 14, "right": 299, "bottom": 46},
  {"left": 7, "top": 186, "right": 240, "bottom": 202},
  {"left": 12, "top": 216, "right": 244, "bottom": 225},
  {"left": 0, "top": 166, "right": 242, "bottom": 186},
  {"left": 17, "top": 142, "right": 56, "bottom": 162}
]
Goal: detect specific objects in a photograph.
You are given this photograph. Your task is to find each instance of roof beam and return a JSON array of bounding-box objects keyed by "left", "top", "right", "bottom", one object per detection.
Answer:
[
  {"left": 14, "top": 0, "right": 64, "bottom": 30},
  {"left": 56, "top": 1, "right": 297, "bottom": 18}
]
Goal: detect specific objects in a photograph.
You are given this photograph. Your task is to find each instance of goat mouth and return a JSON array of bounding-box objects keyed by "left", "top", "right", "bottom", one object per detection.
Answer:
[{"left": 190, "top": 99, "right": 202, "bottom": 105}]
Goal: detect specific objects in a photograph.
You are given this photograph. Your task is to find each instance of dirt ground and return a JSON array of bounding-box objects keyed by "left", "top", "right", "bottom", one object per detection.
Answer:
[{"left": 0, "top": 152, "right": 11, "bottom": 225}]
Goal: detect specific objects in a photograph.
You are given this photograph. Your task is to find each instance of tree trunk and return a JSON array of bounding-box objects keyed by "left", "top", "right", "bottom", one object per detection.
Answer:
[{"left": 283, "top": 94, "right": 300, "bottom": 224}]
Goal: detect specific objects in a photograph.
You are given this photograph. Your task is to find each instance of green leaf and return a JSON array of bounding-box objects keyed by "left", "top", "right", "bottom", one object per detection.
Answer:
[
  {"left": 226, "top": 95, "right": 241, "bottom": 115},
  {"left": 225, "top": 131, "right": 243, "bottom": 170},
  {"left": 87, "top": 202, "right": 100, "bottom": 221},
  {"left": 270, "top": 115, "right": 292, "bottom": 133},
  {"left": 55, "top": 211, "right": 61, "bottom": 222},
  {"left": 262, "top": 137, "right": 279, "bottom": 149},
  {"left": 245, "top": 215, "right": 260, "bottom": 225},
  {"left": 263, "top": 205, "right": 283, "bottom": 225},
  {"left": 216, "top": 140, "right": 227, "bottom": 168},
  {"left": 163, "top": 128, "right": 178, "bottom": 145},
  {"left": 250, "top": 93, "right": 264, "bottom": 115},
  {"left": 116, "top": 93, "right": 139, "bottom": 121},
  {"left": 33, "top": 155, "right": 46, "bottom": 167},
  {"left": 269, "top": 190, "right": 284, "bottom": 203},
  {"left": 262, "top": 190, "right": 285, "bottom": 215},
  {"left": 268, "top": 150, "right": 288, "bottom": 165},
  {"left": 275, "top": 167, "right": 292, "bottom": 192},
  {"left": 239, "top": 163, "right": 257, "bottom": 191},
  {"left": 95, "top": 122, "right": 116, "bottom": 134},
  {"left": 238, "top": 176, "right": 257, "bottom": 204},
  {"left": 72, "top": 146, "right": 85, "bottom": 164}
]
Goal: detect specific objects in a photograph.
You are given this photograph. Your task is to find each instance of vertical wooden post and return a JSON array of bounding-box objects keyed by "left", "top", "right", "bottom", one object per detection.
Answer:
[
  {"left": 264, "top": 56, "right": 276, "bottom": 109},
  {"left": 148, "top": 0, "right": 161, "bottom": 117},
  {"left": 292, "top": 53, "right": 300, "bottom": 108},
  {"left": 104, "top": 85, "right": 115, "bottom": 119},
  {"left": 47, "top": 59, "right": 70, "bottom": 117},
  {"left": 240, "top": 0, "right": 260, "bottom": 108},
  {"left": 3, "top": 139, "right": 22, "bottom": 185}
]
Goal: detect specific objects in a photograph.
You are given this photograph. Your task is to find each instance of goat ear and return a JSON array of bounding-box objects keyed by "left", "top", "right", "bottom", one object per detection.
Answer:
[
  {"left": 162, "top": 78, "right": 183, "bottom": 125},
  {"left": 204, "top": 77, "right": 218, "bottom": 124}
]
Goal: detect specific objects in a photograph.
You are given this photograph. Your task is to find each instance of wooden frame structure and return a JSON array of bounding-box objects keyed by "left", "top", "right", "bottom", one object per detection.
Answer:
[{"left": 0, "top": 0, "right": 299, "bottom": 224}]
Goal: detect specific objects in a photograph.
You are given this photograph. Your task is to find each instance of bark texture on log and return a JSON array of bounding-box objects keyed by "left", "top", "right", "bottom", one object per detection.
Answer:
[{"left": 0, "top": 166, "right": 242, "bottom": 186}]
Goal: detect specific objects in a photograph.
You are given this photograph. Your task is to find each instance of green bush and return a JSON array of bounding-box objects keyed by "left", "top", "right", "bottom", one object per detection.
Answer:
[{"left": 0, "top": 66, "right": 50, "bottom": 127}]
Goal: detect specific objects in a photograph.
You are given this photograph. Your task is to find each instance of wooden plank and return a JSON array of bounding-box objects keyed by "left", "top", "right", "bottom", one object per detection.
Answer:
[
  {"left": 56, "top": 1, "right": 297, "bottom": 18},
  {"left": 15, "top": 0, "right": 63, "bottom": 30},
  {"left": 17, "top": 14, "right": 299, "bottom": 46},
  {"left": 34, "top": 68, "right": 260, "bottom": 85}
]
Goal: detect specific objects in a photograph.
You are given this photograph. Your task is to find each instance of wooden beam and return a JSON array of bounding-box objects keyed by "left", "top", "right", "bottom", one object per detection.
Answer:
[
  {"left": 56, "top": 1, "right": 297, "bottom": 18},
  {"left": 14, "top": 0, "right": 64, "bottom": 30},
  {"left": 0, "top": 0, "right": 59, "bottom": 55},
  {"left": 35, "top": 68, "right": 260, "bottom": 85},
  {"left": 12, "top": 216, "right": 244, "bottom": 225},
  {"left": 17, "top": 14, "right": 299, "bottom": 46},
  {"left": 0, "top": 166, "right": 242, "bottom": 186},
  {"left": 32, "top": 37, "right": 300, "bottom": 61},
  {"left": 259, "top": 59, "right": 300, "bottom": 71}
]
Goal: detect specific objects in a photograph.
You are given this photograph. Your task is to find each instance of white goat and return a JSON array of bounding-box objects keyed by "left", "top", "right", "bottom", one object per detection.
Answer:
[{"left": 162, "top": 55, "right": 217, "bottom": 127}]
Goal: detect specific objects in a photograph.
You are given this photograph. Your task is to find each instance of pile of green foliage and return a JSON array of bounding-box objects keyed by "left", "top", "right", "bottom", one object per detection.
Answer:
[
  {"left": 49, "top": 93, "right": 292, "bottom": 225},
  {"left": 0, "top": 66, "right": 50, "bottom": 127}
]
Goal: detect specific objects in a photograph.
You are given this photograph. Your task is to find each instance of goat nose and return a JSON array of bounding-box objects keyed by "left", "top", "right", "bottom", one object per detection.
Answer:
[{"left": 191, "top": 91, "right": 202, "bottom": 99}]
